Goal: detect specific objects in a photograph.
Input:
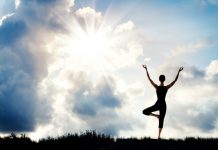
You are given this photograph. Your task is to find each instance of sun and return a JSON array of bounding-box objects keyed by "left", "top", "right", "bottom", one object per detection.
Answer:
[
  {"left": 58, "top": 9, "right": 120, "bottom": 72},
  {"left": 62, "top": 29, "right": 115, "bottom": 73},
  {"left": 66, "top": 28, "right": 112, "bottom": 58},
  {"left": 43, "top": 6, "right": 139, "bottom": 77}
]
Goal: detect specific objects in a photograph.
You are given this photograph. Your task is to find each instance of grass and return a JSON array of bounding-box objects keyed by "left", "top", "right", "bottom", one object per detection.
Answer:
[{"left": 0, "top": 130, "right": 217, "bottom": 149}]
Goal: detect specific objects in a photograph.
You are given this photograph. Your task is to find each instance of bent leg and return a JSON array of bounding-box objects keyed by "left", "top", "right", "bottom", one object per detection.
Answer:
[{"left": 142, "top": 104, "right": 159, "bottom": 116}]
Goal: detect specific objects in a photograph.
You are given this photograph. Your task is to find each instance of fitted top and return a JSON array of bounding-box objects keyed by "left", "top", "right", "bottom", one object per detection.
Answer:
[{"left": 156, "top": 86, "right": 168, "bottom": 103}]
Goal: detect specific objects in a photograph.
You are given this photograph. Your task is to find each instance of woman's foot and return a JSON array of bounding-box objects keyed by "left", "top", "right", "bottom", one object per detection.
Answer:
[
  {"left": 154, "top": 114, "right": 160, "bottom": 119},
  {"left": 150, "top": 113, "right": 159, "bottom": 119}
]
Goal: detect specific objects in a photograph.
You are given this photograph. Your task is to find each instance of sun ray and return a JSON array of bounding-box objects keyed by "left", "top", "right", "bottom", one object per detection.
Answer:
[{"left": 40, "top": 1, "right": 140, "bottom": 101}]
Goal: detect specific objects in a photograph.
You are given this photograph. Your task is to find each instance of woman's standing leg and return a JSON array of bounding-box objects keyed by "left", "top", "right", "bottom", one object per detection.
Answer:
[
  {"left": 158, "top": 128, "right": 162, "bottom": 140},
  {"left": 158, "top": 104, "right": 166, "bottom": 139}
]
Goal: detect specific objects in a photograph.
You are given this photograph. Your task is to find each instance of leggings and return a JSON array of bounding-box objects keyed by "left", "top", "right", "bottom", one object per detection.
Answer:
[{"left": 142, "top": 102, "right": 166, "bottom": 128}]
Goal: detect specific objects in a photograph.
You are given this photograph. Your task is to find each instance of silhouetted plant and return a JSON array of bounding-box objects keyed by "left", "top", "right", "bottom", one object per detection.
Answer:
[{"left": 0, "top": 131, "right": 217, "bottom": 149}]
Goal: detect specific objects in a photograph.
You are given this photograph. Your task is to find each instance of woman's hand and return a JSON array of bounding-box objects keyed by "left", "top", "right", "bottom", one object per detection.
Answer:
[
  {"left": 179, "top": 67, "right": 184, "bottom": 72},
  {"left": 142, "top": 64, "right": 147, "bottom": 70}
]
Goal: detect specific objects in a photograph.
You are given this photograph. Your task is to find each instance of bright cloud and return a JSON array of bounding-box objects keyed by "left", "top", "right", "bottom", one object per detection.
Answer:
[
  {"left": 205, "top": 60, "right": 218, "bottom": 80},
  {"left": 169, "top": 38, "right": 214, "bottom": 58},
  {"left": 75, "top": 7, "right": 103, "bottom": 24},
  {"left": 114, "top": 21, "right": 135, "bottom": 34},
  {"left": 0, "top": 13, "right": 14, "bottom": 26},
  {"left": 15, "top": 0, "right": 20, "bottom": 9}
]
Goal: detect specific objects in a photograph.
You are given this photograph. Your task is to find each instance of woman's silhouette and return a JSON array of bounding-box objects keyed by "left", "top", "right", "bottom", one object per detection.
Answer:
[{"left": 142, "top": 64, "right": 183, "bottom": 139}]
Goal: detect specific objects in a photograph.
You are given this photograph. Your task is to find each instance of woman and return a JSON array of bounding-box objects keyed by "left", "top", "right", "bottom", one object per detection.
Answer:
[{"left": 142, "top": 64, "right": 183, "bottom": 139}]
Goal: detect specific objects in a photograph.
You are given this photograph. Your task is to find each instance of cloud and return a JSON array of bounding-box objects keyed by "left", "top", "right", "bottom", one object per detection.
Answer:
[
  {"left": 0, "top": 13, "right": 14, "bottom": 26},
  {"left": 0, "top": 19, "right": 27, "bottom": 46},
  {"left": 20, "top": 0, "right": 74, "bottom": 9},
  {"left": 0, "top": 45, "right": 51, "bottom": 132},
  {"left": 0, "top": 68, "right": 36, "bottom": 132},
  {"left": 75, "top": 7, "right": 103, "bottom": 23},
  {"left": 0, "top": 13, "right": 33, "bottom": 132},
  {"left": 189, "top": 101, "right": 218, "bottom": 131},
  {"left": 32, "top": 3, "right": 143, "bottom": 136},
  {"left": 168, "top": 97, "right": 218, "bottom": 133},
  {"left": 144, "top": 57, "right": 151, "bottom": 62},
  {"left": 0, "top": 0, "right": 78, "bottom": 132},
  {"left": 39, "top": 68, "right": 131, "bottom": 137},
  {"left": 169, "top": 38, "right": 214, "bottom": 59},
  {"left": 69, "top": 75, "right": 129, "bottom": 136},
  {"left": 15, "top": 0, "right": 21, "bottom": 9},
  {"left": 205, "top": 60, "right": 218, "bottom": 80},
  {"left": 0, "top": 0, "right": 16, "bottom": 18},
  {"left": 73, "top": 78, "right": 121, "bottom": 116},
  {"left": 114, "top": 21, "right": 135, "bottom": 34}
]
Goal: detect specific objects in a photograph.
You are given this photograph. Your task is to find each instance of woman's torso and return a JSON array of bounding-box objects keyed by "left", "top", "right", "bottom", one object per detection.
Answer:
[{"left": 156, "top": 86, "right": 168, "bottom": 104}]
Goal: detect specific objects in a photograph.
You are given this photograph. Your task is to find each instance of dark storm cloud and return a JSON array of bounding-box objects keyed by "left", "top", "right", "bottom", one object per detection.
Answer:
[
  {"left": 65, "top": 73, "right": 130, "bottom": 136},
  {"left": 0, "top": 43, "right": 43, "bottom": 132},
  {"left": 100, "top": 122, "right": 129, "bottom": 136},
  {"left": 14, "top": 0, "right": 71, "bottom": 33},
  {"left": 18, "top": 0, "right": 56, "bottom": 5},
  {"left": 0, "top": 0, "right": 69, "bottom": 132},
  {"left": 188, "top": 99, "right": 218, "bottom": 132},
  {"left": 36, "top": 0, "right": 60, "bottom": 5},
  {"left": 73, "top": 78, "right": 121, "bottom": 116},
  {"left": 0, "top": 68, "right": 37, "bottom": 132},
  {"left": 191, "top": 67, "right": 205, "bottom": 78},
  {"left": 0, "top": 19, "right": 27, "bottom": 46},
  {"left": 196, "top": 110, "right": 218, "bottom": 131},
  {"left": 174, "top": 101, "right": 218, "bottom": 132}
]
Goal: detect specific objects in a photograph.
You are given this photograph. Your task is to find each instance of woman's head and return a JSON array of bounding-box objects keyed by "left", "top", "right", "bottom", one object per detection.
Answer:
[{"left": 159, "top": 75, "right": 165, "bottom": 83}]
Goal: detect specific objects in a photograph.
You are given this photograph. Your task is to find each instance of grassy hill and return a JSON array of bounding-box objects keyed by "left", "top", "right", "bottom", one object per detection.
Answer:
[{"left": 0, "top": 131, "right": 217, "bottom": 149}]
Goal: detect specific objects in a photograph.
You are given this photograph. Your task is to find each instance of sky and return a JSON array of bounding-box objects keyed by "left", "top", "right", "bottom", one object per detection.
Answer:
[{"left": 0, "top": 0, "right": 218, "bottom": 140}]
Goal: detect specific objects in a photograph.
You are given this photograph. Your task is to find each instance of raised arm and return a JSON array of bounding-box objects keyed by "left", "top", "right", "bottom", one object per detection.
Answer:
[
  {"left": 166, "top": 67, "right": 184, "bottom": 89},
  {"left": 142, "top": 64, "right": 158, "bottom": 89}
]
